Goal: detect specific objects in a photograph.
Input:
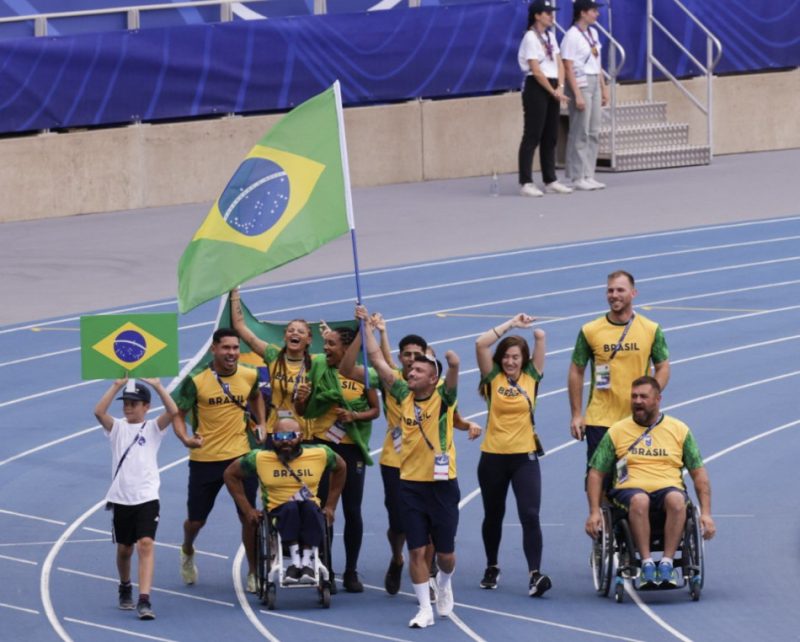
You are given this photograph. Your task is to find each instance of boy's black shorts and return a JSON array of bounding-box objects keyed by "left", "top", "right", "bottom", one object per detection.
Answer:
[{"left": 112, "top": 499, "right": 160, "bottom": 546}]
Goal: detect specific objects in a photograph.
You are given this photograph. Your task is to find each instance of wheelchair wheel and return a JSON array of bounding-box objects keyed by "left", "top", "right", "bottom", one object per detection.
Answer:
[
  {"left": 684, "top": 505, "right": 704, "bottom": 601},
  {"left": 592, "top": 507, "right": 613, "bottom": 596},
  {"left": 256, "top": 520, "right": 270, "bottom": 602},
  {"left": 614, "top": 579, "right": 625, "bottom": 603},
  {"left": 616, "top": 518, "right": 638, "bottom": 581},
  {"left": 319, "top": 586, "right": 331, "bottom": 609},
  {"left": 265, "top": 583, "right": 277, "bottom": 610}
]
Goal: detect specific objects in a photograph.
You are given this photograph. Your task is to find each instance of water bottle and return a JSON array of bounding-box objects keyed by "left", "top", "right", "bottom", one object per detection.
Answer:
[{"left": 490, "top": 171, "right": 499, "bottom": 197}]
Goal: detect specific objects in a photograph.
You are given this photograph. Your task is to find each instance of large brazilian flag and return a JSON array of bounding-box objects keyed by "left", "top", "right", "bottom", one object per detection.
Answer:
[{"left": 177, "top": 82, "right": 352, "bottom": 314}]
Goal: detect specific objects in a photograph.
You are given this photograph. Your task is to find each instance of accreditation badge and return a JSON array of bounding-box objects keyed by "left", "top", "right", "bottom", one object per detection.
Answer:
[
  {"left": 391, "top": 426, "right": 402, "bottom": 453},
  {"left": 595, "top": 364, "right": 611, "bottom": 390},
  {"left": 325, "top": 421, "right": 346, "bottom": 444},
  {"left": 615, "top": 456, "right": 629, "bottom": 484},
  {"left": 433, "top": 454, "right": 450, "bottom": 481}
]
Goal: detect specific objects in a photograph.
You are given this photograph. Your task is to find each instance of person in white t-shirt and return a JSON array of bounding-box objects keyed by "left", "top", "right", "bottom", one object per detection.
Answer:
[
  {"left": 516, "top": 0, "right": 572, "bottom": 198},
  {"left": 94, "top": 377, "right": 179, "bottom": 621},
  {"left": 560, "top": 0, "right": 609, "bottom": 191}
]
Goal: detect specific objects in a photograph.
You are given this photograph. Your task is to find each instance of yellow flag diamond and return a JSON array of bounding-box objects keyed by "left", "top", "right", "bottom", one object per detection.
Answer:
[{"left": 92, "top": 321, "right": 168, "bottom": 371}]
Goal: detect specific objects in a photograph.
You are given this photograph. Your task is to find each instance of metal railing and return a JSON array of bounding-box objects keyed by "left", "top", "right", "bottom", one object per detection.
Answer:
[
  {"left": 552, "top": 3, "right": 627, "bottom": 170},
  {"left": 646, "top": 0, "right": 722, "bottom": 156}
]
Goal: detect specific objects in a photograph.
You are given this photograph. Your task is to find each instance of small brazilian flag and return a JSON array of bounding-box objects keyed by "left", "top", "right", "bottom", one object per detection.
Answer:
[
  {"left": 80, "top": 313, "right": 179, "bottom": 379},
  {"left": 177, "top": 81, "right": 352, "bottom": 314}
]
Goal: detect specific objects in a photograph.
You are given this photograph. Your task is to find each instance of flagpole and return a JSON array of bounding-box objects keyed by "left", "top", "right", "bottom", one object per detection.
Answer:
[{"left": 333, "top": 80, "right": 371, "bottom": 388}]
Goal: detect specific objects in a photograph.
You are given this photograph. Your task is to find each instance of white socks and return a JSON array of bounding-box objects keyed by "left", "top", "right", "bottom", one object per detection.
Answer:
[
  {"left": 289, "top": 544, "right": 300, "bottom": 567},
  {"left": 437, "top": 569, "right": 453, "bottom": 591},
  {"left": 301, "top": 548, "right": 312, "bottom": 567},
  {"left": 413, "top": 582, "right": 431, "bottom": 610}
]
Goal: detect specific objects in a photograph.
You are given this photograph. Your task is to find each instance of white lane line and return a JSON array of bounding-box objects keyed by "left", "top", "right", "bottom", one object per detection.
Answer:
[
  {"left": 0, "top": 508, "right": 67, "bottom": 525},
  {"left": 41, "top": 456, "right": 189, "bottom": 642},
  {"left": 80, "top": 527, "right": 229, "bottom": 560},
  {"left": 624, "top": 583, "right": 692, "bottom": 642},
  {"left": 714, "top": 514, "right": 755, "bottom": 518},
  {"left": 0, "top": 347, "right": 80, "bottom": 368},
  {"left": 232, "top": 545, "right": 281, "bottom": 642},
  {"left": 362, "top": 584, "right": 643, "bottom": 641},
  {"left": 262, "top": 610, "right": 414, "bottom": 641},
  {"left": 449, "top": 611, "right": 487, "bottom": 642},
  {"left": 62, "top": 618, "right": 179, "bottom": 642},
  {"left": 704, "top": 419, "right": 800, "bottom": 464},
  {"left": 58, "top": 567, "right": 235, "bottom": 607},
  {"left": 0, "top": 601, "right": 40, "bottom": 615},
  {"left": 4, "top": 214, "right": 798, "bottom": 336},
  {"left": 0, "top": 538, "right": 110, "bottom": 547},
  {"left": 0, "top": 553, "right": 37, "bottom": 565},
  {"left": 0, "top": 380, "right": 99, "bottom": 409}
]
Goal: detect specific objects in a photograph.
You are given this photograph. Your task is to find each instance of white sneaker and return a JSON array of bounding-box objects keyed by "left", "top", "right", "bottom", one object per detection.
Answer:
[
  {"left": 180, "top": 550, "right": 198, "bottom": 585},
  {"left": 519, "top": 183, "right": 543, "bottom": 197},
  {"left": 544, "top": 180, "right": 573, "bottom": 194},
  {"left": 246, "top": 572, "right": 257, "bottom": 594},
  {"left": 573, "top": 178, "right": 596, "bottom": 191},
  {"left": 586, "top": 177, "right": 606, "bottom": 190},
  {"left": 408, "top": 606, "right": 435, "bottom": 628},
  {"left": 435, "top": 576, "right": 454, "bottom": 618}
]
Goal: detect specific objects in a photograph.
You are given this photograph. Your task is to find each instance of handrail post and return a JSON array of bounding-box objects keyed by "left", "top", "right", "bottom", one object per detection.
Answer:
[
  {"left": 313, "top": 0, "right": 327, "bottom": 15},
  {"left": 127, "top": 8, "right": 140, "bottom": 29},
  {"left": 34, "top": 15, "right": 47, "bottom": 36},
  {"left": 707, "top": 36, "right": 713, "bottom": 158},
  {"left": 220, "top": 1, "right": 233, "bottom": 22},
  {"left": 646, "top": 0, "right": 653, "bottom": 102}
]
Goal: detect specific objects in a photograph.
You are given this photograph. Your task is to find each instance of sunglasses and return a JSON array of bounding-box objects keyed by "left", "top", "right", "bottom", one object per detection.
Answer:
[
  {"left": 273, "top": 431, "right": 299, "bottom": 442},
  {"left": 418, "top": 354, "right": 441, "bottom": 378}
]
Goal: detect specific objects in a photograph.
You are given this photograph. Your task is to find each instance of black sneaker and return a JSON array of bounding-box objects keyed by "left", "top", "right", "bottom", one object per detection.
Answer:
[
  {"left": 285, "top": 564, "right": 302, "bottom": 584},
  {"left": 136, "top": 600, "right": 155, "bottom": 620},
  {"left": 343, "top": 569, "right": 364, "bottom": 593},
  {"left": 118, "top": 583, "right": 134, "bottom": 610},
  {"left": 384, "top": 558, "right": 404, "bottom": 595},
  {"left": 300, "top": 566, "right": 316, "bottom": 584},
  {"left": 480, "top": 566, "right": 500, "bottom": 590},
  {"left": 528, "top": 571, "right": 552, "bottom": 598}
]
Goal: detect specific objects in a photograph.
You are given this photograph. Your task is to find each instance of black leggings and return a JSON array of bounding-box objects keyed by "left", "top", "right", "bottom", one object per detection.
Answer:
[
  {"left": 314, "top": 441, "right": 366, "bottom": 572},
  {"left": 477, "top": 451, "right": 543, "bottom": 572}
]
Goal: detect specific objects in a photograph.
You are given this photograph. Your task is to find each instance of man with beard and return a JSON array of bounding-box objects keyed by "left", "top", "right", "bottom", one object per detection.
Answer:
[
  {"left": 585, "top": 377, "right": 716, "bottom": 587},
  {"left": 224, "top": 416, "right": 346, "bottom": 583}
]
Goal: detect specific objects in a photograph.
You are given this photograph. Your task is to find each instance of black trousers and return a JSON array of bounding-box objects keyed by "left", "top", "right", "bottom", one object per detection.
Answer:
[{"left": 518, "top": 76, "right": 560, "bottom": 186}]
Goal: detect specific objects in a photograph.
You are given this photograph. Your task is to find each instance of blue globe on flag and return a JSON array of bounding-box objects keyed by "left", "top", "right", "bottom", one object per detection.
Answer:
[
  {"left": 114, "top": 329, "right": 147, "bottom": 363},
  {"left": 218, "top": 158, "right": 290, "bottom": 237}
]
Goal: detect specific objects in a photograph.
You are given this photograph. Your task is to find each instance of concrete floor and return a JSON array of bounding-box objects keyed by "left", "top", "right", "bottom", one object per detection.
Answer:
[{"left": 1, "top": 148, "right": 797, "bottom": 326}]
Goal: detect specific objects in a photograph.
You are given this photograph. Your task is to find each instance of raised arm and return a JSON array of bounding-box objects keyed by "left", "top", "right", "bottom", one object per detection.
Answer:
[
  {"left": 475, "top": 314, "right": 535, "bottom": 377},
  {"left": 358, "top": 305, "right": 397, "bottom": 390},
  {"left": 371, "top": 312, "right": 398, "bottom": 370},
  {"left": 338, "top": 309, "right": 368, "bottom": 384},
  {"left": 230, "top": 288, "right": 269, "bottom": 356},
  {"left": 141, "top": 378, "right": 180, "bottom": 430},
  {"left": 94, "top": 378, "right": 127, "bottom": 431},
  {"left": 532, "top": 328, "right": 546, "bottom": 375},
  {"left": 444, "top": 350, "right": 459, "bottom": 395}
]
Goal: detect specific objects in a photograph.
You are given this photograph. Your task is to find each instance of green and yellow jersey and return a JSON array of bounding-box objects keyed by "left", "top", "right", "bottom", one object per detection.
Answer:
[
  {"left": 262, "top": 344, "right": 311, "bottom": 434},
  {"left": 389, "top": 380, "right": 457, "bottom": 482},
  {"left": 173, "top": 365, "right": 258, "bottom": 462},
  {"left": 571, "top": 313, "right": 669, "bottom": 427},
  {"left": 379, "top": 367, "right": 406, "bottom": 468},
  {"left": 480, "top": 362, "right": 542, "bottom": 454},
  {"left": 589, "top": 414, "right": 703, "bottom": 493},
  {"left": 239, "top": 444, "right": 337, "bottom": 511}
]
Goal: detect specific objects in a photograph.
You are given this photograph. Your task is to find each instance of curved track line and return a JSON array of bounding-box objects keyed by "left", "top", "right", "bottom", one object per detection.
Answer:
[{"left": 232, "top": 545, "right": 281, "bottom": 642}]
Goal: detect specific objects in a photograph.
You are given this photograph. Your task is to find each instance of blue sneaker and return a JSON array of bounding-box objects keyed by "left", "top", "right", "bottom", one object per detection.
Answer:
[
  {"left": 640, "top": 560, "right": 657, "bottom": 586},
  {"left": 658, "top": 560, "right": 678, "bottom": 586}
]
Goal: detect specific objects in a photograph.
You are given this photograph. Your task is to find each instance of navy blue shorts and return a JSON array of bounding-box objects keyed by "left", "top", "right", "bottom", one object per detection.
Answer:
[
  {"left": 269, "top": 500, "right": 326, "bottom": 548},
  {"left": 400, "top": 479, "right": 460, "bottom": 553},
  {"left": 187, "top": 458, "right": 257, "bottom": 522},
  {"left": 380, "top": 464, "right": 404, "bottom": 535},
  {"left": 112, "top": 499, "right": 160, "bottom": 546},
  {"left": 609, "top": 486, "right": 688, "bottom": 512}
]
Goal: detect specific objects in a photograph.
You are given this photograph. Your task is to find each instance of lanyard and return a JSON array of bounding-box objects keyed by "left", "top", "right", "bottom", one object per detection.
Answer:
[
  {"left": 112, "top": 421, "right": 148, "bottom": 482},
  {"left": 580, "top": 26, "right": 598, "bottom": 51},
  {"left": 608, "top": 313, "right": 636, "bottom": 361},
  {"left": 412, "top": 401, "right": 447, "bottom": 454},
  {"left": 506, "top": 375, "right": 536, "bottom": 428},
  {"left": 534, "top": 28, "right": 554, "bottom": 60},
  {"left": 627, "top": 414, "right": 663, "bottom": 453},
  {"left": 279, "top": 452, "right": 316, "bottom": 499},
  {"left": 212, "top": 367, "right": 252, "bottom": 420},
  {"left": 290, "top": 360, "right": 307, "bottom": 401}
]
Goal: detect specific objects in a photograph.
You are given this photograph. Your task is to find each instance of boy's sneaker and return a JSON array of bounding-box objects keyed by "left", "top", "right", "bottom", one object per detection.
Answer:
[
  {"left": 285, "top": 565, "right": 302, "bottom": 584},
  {"left": 528, "top": 571, "right": 552, "bottom": 597},
  {"left": 384, "top": 558, "right": 404, "bottom": 595},
  {"left": 300, "top": 566, "right": 316, "bottom": 584},
  {"left": 409, "top": 606, "right": 435, "bottom": 629},
  {"left": 435, "top": 577, "right": 454, "bottom": 618},
  {"left": 480, "top": 566, "right": 500, "bottom": 589},
  {"left": 118, "top": 583, "right": 135, "bottom": 610},
  {"left": 180, "top": 550, "right": 197, "bottom": 585},
  {"left": 658, "top": 560, "right": 678, "bottom": 586},
  {"left": 640, "top": 560, "right": 657, "bottom": 586},
  {"left": 136, "top": 600, "right": 155, "bottom": 621}
]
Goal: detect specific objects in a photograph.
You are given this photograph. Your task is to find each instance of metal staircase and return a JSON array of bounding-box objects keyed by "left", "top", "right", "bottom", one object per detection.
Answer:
[{"left": 596, "top": 0, "right": 722, "bottom": 172}]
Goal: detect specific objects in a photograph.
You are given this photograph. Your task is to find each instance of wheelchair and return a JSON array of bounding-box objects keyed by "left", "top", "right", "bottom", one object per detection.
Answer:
[
  {"left": 255, "top": 510, "right": 333, "bottom": 609},
  {"left": 592, "top": 499, "right": 705, "bottom": 603}
]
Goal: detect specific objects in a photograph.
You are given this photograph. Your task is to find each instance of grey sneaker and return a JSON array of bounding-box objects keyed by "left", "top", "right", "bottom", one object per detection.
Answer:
[
  {"left": 118, "top": 583, "right": 134, "bottom": 610},
  {"left": 180, "top": 549, "right": 197, "bottom": 585},
  {"left": 137, "top": 600, "right": 155, "bottom": 620}
]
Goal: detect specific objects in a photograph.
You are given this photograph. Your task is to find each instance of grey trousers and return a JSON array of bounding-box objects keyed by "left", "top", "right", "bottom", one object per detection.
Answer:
[{"left": 565, "top": 74, "right": 602, "bottom": 180}]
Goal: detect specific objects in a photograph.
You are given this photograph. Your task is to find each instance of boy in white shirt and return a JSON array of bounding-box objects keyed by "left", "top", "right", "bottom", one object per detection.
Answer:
[{"left": 94, "top": 378, "right": 179, "bottom": 620}]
